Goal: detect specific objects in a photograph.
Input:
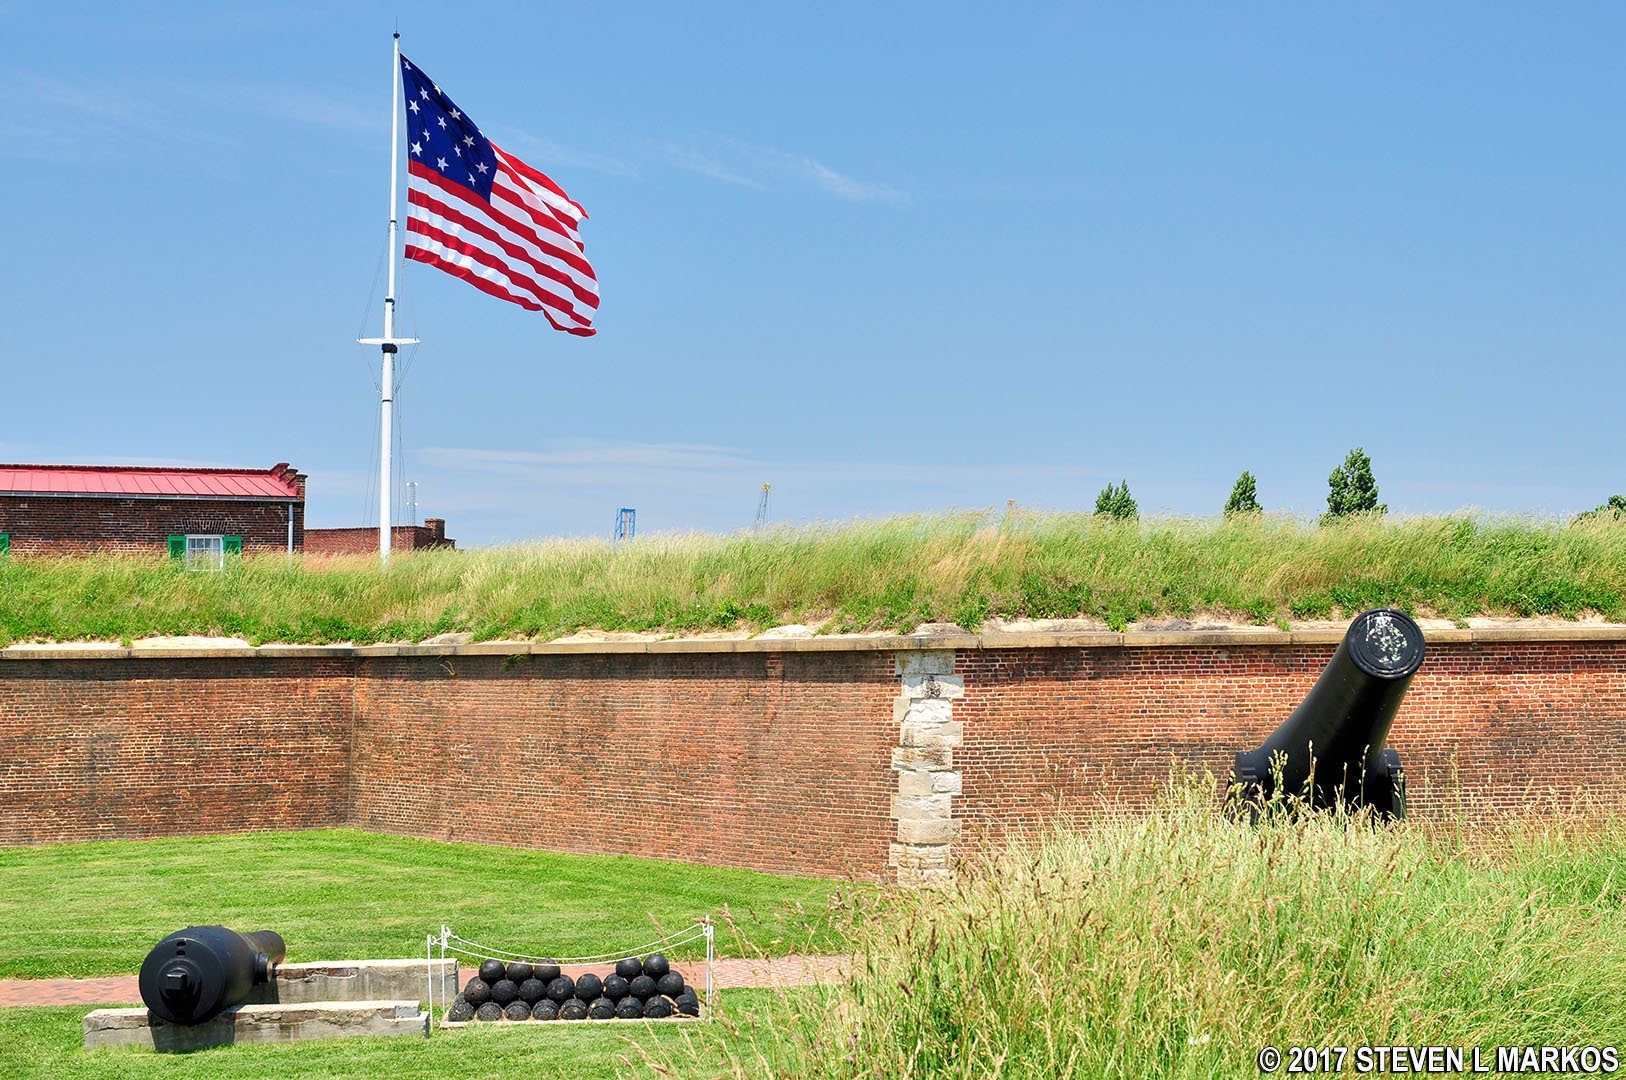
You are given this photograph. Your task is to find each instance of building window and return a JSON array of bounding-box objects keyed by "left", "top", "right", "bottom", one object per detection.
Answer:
[{"left": 185, "top": 535, "right": 225, "bottom": 572}]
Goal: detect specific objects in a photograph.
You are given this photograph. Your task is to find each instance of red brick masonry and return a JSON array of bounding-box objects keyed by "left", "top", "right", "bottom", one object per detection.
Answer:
[
  {"left": 1, "top": 631, "right": 1622, "bottom": 881},
  {"left": 305, "top": 519, "right": 453, "bottom": 555},
  {"left": 0, "top": 496, "right": 304, "bottom": 555}
]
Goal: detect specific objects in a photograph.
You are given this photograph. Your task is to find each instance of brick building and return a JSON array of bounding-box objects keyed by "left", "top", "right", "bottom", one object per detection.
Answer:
[
  {"left": 304, "top": 518, "right": 455, "bottom": 555},
  {"left": 0, "top": 463, "right": 306, "bottom": 562}
]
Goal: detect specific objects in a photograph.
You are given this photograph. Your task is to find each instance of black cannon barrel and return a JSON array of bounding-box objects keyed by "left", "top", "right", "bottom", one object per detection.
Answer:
[
  {"left": 138, "top": 926, "right": 286, "bottom": 1025},
  {"left": 1232, "top": 608, "right": 1423, "bottom": 818}
]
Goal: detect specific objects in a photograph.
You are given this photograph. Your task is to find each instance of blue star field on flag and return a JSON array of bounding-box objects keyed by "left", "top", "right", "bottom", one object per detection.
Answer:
[{"left": 400, "top": 56, "right": 498, "bottom": 203}]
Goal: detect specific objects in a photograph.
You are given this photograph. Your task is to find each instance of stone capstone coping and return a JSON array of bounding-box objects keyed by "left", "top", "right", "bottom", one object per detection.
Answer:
[
  {"left": 5, "top": 625, "right": 1626, "bottom": 662},
  {"left": 83, "top": 1000, "right": 426, "bottom": 1051},
  {"left": 247, "top": 958, "right": 457, "bottom": 1005}
]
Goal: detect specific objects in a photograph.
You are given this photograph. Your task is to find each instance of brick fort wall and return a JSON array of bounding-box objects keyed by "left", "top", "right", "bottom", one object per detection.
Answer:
[
  {"left": 0, "top": 657, "right": 351, "bottom": 844},
  {"left": 349, "top": 650, "right": 899, "bottom": 879},
  {"left": 953, "top": 640, "right": 1626, "bottom": 847},
  {"left": 305, "top": 519, "right": 453, "bottom": 556},
  {"left": 1, "top": 633, "right": 1622, "bottom": 881}
]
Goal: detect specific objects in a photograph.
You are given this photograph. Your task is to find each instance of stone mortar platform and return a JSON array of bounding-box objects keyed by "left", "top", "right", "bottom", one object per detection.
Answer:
[
  {"left": 0, "top": 955, "right": 847, "bottom": 1008},
  {"left": 84, "top": 1000, "right": 425, "bottom": 1050}
]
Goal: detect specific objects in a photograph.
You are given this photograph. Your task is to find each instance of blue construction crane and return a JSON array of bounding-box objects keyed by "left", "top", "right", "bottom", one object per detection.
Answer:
[
  {"left": 754, "top": 484, "right": 770, "bottom": 530},
  {"left": 614, "top": 507, "right": 636, "bottom": 542}
]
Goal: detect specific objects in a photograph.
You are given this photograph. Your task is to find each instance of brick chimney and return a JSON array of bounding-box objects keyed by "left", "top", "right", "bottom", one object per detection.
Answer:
[
  {"left": 270, "top": 462, "right": 307, "bottom": 502},
  {"left": 425, "top": 517, "right": 445, "bottom": 541}
]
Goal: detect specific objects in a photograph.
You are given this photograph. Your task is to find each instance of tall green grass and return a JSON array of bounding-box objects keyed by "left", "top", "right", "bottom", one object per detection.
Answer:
[
  {"left": 1, "top": 512, "right": 1623, "bottom": 644},
  {"left": 646, "top": 780, "right": 1626, "bottom": 1079}
]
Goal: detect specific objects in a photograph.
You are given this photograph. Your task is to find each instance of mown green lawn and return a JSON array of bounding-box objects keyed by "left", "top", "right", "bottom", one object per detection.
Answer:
[
  {"left": 0, "top": 996, "right": 771, "bottom": 1080},
  {"left": 0, "top": 830, "right": 842, "bottom": 979}
]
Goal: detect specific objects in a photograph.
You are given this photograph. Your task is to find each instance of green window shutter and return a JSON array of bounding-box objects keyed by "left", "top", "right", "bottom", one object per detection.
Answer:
[
  {"left": 223, "top": 536, "right": 243, "bottom": 556},
  {"left": 0, "top": 534, "right": 9, "bottom": 557},
  {"left": 168, "top": 535, "right": 185, "bottom": 562}
]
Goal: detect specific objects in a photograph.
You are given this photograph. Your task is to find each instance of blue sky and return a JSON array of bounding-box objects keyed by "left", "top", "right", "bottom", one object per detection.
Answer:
[{"left": 4, "top": 3, "right": 1622, "bottom": 543}]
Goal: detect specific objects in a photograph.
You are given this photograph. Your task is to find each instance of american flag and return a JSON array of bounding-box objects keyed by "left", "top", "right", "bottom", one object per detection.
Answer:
[{"left": 399, "top": 56, "right": 599, "bottom": 336}]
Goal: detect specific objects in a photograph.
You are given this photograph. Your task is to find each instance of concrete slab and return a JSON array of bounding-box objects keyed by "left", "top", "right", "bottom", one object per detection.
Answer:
[
  {"left": 84, "top": 1000, "right": 426, "bottom": 1051},
  {"left": 249, "top": 958, "right": 457, "bottom": 1005}
]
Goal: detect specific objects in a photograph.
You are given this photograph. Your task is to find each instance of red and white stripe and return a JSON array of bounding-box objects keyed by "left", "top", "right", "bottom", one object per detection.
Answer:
[{"left": 405, "top": 143, "right": 599, "bottom": 336}]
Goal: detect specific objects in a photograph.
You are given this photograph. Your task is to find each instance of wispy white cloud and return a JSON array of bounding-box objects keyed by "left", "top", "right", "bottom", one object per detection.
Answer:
[
  {"left": 407, "top": 439, "right": 1104, "bottom": 532},
  {"left": 657, "top": 140, "right": 765, "bottom": 188},
  {"left": 498, "top": 129, "right": 639, "bottom": 178},
  {"left": 725, "top": 138, "right": 906, "bottom": 203},
  {"left": 0, "top": 71, "right": 374, "bottom": 162},
  {"left": 651, "top": 134, "right": 904, "bottom": 202},
  {"left": 423, "top": 440, "right": 757, "bottom": 472},
  {"left": 788, "top": 154, "right": 906, "bottom": 203},
  {"left": 220, "top": 84, "right": 378, "bottom": 133}
]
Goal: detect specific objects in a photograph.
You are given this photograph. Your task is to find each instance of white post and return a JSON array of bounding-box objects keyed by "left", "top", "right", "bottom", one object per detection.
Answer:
[
  {"left": 380, "top": 32, "right": 402, "bottom": 568},
  {"left": 357, "top": 31, "right": 417, "bottom": 564},
  {"left": 380, "top": 347, "right": 394, "bottom": 565}
]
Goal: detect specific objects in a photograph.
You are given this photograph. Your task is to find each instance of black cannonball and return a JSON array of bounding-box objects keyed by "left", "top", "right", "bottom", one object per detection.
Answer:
[
  {"left": 574, "top": 972, "right": 603, "bottom": 1001},
  {"left": 656, "top": 971, "right": 685, "bottom": 998},
  {"left": 614, "top": 996, "right": 644, "bottom": 1019},
  {"left": 559, "top": 998, "right": 589, "bottom": 1021},
  {"left": 643, "top": 995, "right": 674, "bottom": 1019},
  {"left": 462, "top": 977, "right": 492, "bottom": 1005},
  {"left": 587, "top": 996, "right": 615, "bottom": 1019},
  {"left": 602, "top": 974, "right": 630, "bottom": 1001},
  {"left": 531, "top": 999, "right": 559, "bottom": 1021},
  {"left": 628, "top": 974, "right": 657, "bottom": 1000},
  {"left": 517, "top": 977, "right": 545, "bottom": 1004},
  {"left": 475, "top": 1002, "right": 503, "bottom": 1022},
  {"left": 504, "top": 1000, "right": 532, "bottom": 1021},
  {"left": 490, "top": 978, "right": 519, "bottom": 1006},
  {"left": 533, "top": 963, "right": 562, "bottom": 983},
  {"left": 642, "top": 953, "right": 671, "bottom": 980},
  {"left": 505, "top": 961, "right": 534, "bottom": 983},
  {"left": 447, "top": 999, "right": 476, "bottom": 1023},
  {"left": 615, "top": 957, "right": 642, "bottom": 981},
  {"left": 546, "top": 975, "right": 575, "bottom": 1002},
  {"left": 675, "top": 991, "right": 700, "bottom": 1017},
  {"left": 479, "top": 959, "right": 507, "bottom": 984}
]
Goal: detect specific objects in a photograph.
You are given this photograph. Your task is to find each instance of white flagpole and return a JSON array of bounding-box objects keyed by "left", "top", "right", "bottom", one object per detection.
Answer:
[{"left": 359, "top": 31, "right": 418, "bottom": 567}]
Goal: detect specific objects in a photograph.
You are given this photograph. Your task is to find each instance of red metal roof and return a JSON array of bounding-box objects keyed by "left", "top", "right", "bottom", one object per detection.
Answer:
[{"left": 0, "top": 464, "right": 301, "bottom": 500}]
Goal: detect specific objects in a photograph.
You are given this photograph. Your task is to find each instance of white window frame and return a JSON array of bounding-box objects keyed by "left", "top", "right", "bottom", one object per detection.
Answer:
[{"left": 184, "top": 534, "right": 225, "bottom": 572}]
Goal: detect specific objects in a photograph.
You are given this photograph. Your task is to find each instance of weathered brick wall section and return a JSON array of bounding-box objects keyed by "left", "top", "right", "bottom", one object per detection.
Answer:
[
  {"left": 305, "top": 519, "right": 453, "bottom": 555},
  {"left": 953, "top": 641, "right": 1626, "bottom": 846},
  {"left": 1, "top": 635, "right": 1622, "bottom": 884},
  {"left": 0, "top": 658, "right": 352, "bottom": 844},
  {"left": 349, "top": 650, "right": 899, "bottom": 880},
  {"left": 0, "top": 496, "right": 304, "bottom": 555}
]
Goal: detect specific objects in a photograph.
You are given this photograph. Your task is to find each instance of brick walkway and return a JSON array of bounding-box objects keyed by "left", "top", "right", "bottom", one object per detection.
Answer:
[{"left": 0, "top": 956, "right": 847, "bottom": 1008}]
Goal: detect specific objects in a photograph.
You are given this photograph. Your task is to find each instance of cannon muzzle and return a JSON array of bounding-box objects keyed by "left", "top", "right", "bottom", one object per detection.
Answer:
[
  {"left": 1232, "top": 608, "right": 1423, "bottom": 818},
  {"left": 137, "top": 926, "right": 286, "bottom": 1025}
]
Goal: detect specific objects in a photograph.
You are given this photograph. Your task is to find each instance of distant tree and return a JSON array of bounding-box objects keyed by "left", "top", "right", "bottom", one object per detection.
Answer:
[
  {"left": 1224, "top": 471, "right": 1261, "bottom": 517},
  {"left": 1576, "top": 494, "right": 1626, "bottom": 522},
  {"left": 1322, "top": 447, "right": 1385, "bottom": 522},
  {"left": 1095, "top": 480, "right": 1138, "bottom": 521}
]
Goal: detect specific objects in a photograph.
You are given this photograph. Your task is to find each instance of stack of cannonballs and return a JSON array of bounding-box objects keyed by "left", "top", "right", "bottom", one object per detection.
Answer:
[{"left": 446, "top": 953, "right": 701, "bottom": 1023}]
